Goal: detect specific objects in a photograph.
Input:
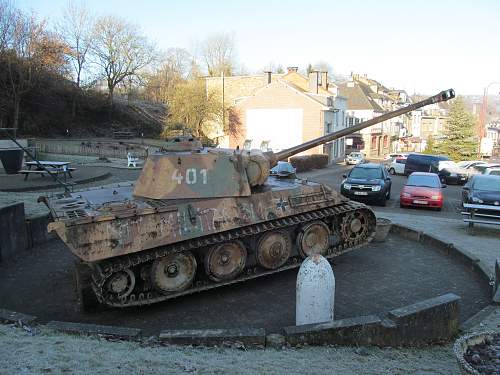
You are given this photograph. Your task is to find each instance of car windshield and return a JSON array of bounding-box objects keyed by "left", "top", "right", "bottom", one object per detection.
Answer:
[
  {"left": 349, "top": 167, "right": 382, "bottom": 179},
  {"left": 406, "top": 175, "right": 440, "bottom": 188},
  {"left": 349, "top": 153, "right": 362, "bottom": 158},
  {"left": 473, "top": 176, "right": 500, "bottom": 192},
  {"left": 271, "top": 162, "right": 295, "bottom": 175}
]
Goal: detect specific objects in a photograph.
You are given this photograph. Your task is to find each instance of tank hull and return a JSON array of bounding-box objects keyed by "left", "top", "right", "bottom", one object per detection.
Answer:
[
  {"left": 45, "top": 177, "right": 376, "bottom": 309},
  {"left": 48, "top": 178, "right": 343, "bottom": 262}
]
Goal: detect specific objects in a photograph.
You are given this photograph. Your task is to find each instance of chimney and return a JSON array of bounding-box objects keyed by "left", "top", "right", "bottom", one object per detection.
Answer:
[
  {"left": 287, "top": 66, "right": 298, "bottom": 74},
  {"left": 320, "top": 71, "right": 328, "bottom": 91},
  {"left": 308, "top": 71, "right": 319, "bottom": 94},
  {"left": 264, "top": 71, "right": 272, "bottom": 84}
]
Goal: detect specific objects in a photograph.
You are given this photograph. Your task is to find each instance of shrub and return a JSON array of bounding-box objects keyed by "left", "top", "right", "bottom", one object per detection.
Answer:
[{"left": 289, "top": 154, "right": 329, "bottom": 172}]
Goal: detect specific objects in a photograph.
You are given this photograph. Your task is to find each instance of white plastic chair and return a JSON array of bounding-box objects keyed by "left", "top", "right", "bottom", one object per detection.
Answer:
[{"left": 127, "top": 152, "right": 139, "bottom": 168}]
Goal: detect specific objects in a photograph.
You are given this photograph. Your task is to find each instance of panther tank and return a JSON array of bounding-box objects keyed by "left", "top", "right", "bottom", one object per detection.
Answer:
[{"left": 41, "top": 89, "right": 455, "bottom": 309}]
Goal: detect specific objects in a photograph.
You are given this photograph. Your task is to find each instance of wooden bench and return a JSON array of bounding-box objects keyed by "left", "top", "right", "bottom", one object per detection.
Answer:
[
  {"left": 19, "top": 167, "right": 76, "bottom": 181},
  {"left": 462, "top": 203, "right": 500, "bottom": 233}
]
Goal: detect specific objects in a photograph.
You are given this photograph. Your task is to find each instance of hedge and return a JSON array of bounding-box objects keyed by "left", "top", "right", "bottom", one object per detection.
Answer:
[{"left": 289, "top": 154, "right": 329, "bottom": 172}]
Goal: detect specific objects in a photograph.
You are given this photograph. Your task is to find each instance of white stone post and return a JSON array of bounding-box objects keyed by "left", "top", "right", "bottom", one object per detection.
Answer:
[{"left": 296, "top": 254, "right": 335, "bottom": 326}]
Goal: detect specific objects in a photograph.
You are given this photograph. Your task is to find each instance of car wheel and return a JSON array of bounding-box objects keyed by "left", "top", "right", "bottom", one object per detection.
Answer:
[
  {"left": 378, "top": 195, "right": 386, "bottom": 207},
  {"left": 386, "top": 188, "right": 391, "bottom": 200},
  {"left": 399, "top": 202, "right": 404, "bottom": 208},
  {"left": 388, "top": 168, "right": 395, "bottom": 175}
]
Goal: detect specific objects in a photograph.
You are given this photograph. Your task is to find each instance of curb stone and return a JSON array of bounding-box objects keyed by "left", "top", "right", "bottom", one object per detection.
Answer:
[
  {"left": 46, "top": 321, "right": 141, "bottom": 339},
  {"left": 0, "top": 308, "right": 37, "bottom": 325},
  {"left": 159, "top": 328, "right": 266, "bottom": 348}
]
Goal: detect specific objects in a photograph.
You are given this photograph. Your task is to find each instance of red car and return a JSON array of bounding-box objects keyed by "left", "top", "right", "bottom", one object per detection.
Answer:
[{"left": 400, "top": 172, "right": 444, "bottom": 210}]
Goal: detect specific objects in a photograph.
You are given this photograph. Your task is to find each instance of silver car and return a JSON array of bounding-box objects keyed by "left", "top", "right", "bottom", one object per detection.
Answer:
[{"left": 345, "top": 152, "right": 365, "bottom": 165}]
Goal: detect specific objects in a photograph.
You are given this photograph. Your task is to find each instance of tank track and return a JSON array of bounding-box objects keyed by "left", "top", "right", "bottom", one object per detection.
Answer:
[{"left": 90, "top": 201, "right": 376, "bottom": 308}]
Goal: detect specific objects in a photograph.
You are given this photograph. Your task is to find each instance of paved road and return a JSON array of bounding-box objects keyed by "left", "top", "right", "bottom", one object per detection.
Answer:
[
  {"left": 0, "top": 231, "right": 489, "bottom": 335},
  {"left": 300, "top": 162, "right": 464, "bottom": 219}
]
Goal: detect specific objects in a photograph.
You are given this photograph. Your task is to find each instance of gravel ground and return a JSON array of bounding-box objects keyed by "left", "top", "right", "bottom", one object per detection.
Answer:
[{"left": 0, "top": 324, "right": 459, "bottom": 375}]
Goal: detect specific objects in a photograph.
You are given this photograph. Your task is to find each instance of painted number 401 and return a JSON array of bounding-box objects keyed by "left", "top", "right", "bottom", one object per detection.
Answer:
[{"left": 172, "top": 168, "right": 208, "bottom": 185}]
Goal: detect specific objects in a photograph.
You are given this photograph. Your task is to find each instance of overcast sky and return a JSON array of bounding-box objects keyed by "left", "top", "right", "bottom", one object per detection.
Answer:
[{"left": 18, "top": 0, "right": 500, "bottom": 96}]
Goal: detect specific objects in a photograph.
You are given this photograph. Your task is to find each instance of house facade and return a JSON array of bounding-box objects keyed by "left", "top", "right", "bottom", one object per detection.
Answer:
[{"left": 205, "top": 68, "right": 348, "bottom": 162}]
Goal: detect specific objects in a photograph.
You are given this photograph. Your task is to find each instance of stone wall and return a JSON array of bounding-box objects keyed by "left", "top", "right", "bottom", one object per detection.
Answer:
[{"left": 0, "top": 202, "right": 53, "bottom": 262}]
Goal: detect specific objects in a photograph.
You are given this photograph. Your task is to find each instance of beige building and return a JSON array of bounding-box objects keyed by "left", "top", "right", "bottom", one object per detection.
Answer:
[{"left": 205, "top": 68, "right": 348, "bottom": 161}]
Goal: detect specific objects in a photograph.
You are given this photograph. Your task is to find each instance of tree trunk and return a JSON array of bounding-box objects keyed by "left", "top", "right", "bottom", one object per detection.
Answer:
[
  {"left": 108, "top": 86, "right": 114, "bottom": 120},
  {"left": 72, "top": 74, "right": 81, "bottom": 119},
  {"left": 13, "top": 96, "right": 20, "bottom": 130}
]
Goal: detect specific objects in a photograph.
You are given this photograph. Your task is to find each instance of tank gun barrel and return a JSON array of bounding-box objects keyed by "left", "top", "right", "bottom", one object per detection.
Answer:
[{"left": 273, "top": 88, "right": 455, "bottom": 162}]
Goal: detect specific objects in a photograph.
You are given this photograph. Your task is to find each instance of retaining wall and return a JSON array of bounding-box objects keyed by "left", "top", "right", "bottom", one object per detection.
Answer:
[{"left": 0, "top": 202, "right": 53, "bottom": 262}]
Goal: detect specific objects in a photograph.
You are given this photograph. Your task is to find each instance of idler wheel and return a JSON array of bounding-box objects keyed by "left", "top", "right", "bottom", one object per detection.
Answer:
[
  {"left": 340, "top": 210, "right": 370, "bottom": 241},
  {"left": 105, "top": 269, "right": 135, "bottom": 298},
  {"left": 151, "top": 252, "right": 197, "bottom": 293},
  {"left": 256, "top": 230, "right": 291, "bottom": 269},
  {"left": 296, "top": 221, "right": 330, "bottom": 258},
  {"left": 205, "top": 241, "right": 247, "bottom": 282}
]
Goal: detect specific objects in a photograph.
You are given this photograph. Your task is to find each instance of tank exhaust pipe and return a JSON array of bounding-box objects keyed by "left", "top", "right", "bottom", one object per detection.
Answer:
[{"left": 270, "top": 89, "right": 455, "bottom": 163}]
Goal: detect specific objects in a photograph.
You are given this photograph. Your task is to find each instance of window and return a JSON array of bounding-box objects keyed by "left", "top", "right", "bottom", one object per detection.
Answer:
[
  {"left": 355, "top": 118, "right": 360, "bottom": 125},
  {"left": 349, "top": 167, "right": 383, "bottom": 179},
  {"left": 326, "top": 122, "right": 332, "bottom": 133},
  {"left": 383, "top": 135, "right": 389, "bottom": 148},
  {"left": 371, "top": 136, "right": 377, "bottom": 150},
  {"left": 348, "top": 117, "right": 354, "bottom": 126},
  {"left": 407, "top": 174, "right": 440, "bottom": 188}
]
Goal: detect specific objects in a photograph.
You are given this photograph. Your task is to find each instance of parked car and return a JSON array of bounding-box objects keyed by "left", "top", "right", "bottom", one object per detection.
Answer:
[
  {"left": 483, "top": 168, "right": 500, "bottom": 176},
  {"left": 345, "top": 152, "right": 365, "bottom": 165},
  {"left": 462, "top": 175, "right": 500, "bottom": 207},
  {"left": 437, "top": 160, "right": 469, "bottom": 184},
  {"left": 270, "top": 161, "right": 296, "bottom": 178},
  {"left": 340, "top": 163, "right": 391, "bottom": 206},
  {"left": 404, "top": 153, "right": 467, "bottom": 184},
  {"left": 399, "top": 172, "right": 444, "bottom": 210},
  {"left": 387, "top": 157, "right": 406, "bottom": 175},
  {"left": 457, "top": 160, "right": 488, "bottom": 169},
  {"left": 384, "top": 153, "right": 408, "bottom": 161},
  {"left": 467, "top": 163, "right": 500, "bottom": 175}
]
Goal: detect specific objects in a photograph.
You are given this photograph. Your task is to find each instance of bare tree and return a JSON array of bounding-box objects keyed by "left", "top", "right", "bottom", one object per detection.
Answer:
[
  {"left": 0, "top": 0, "right": 15, "bottom": 52},
  {"left": 58, "top": 0, "right": 94, "bottom": 89},
  {"left": 144, "top": 47, "right": 191, "bottom": 103},
  {"left": 200, "top": 32, "right": 235, "bottom": 76},
  {"left": 0, "top": 10, "right": 64, "bottom": 129},
  {"left": 58, "top": 0, "right": 95, "bottom": 119},
  {"left": 91, "top": 15, "right": 156, "bottom": 111}
]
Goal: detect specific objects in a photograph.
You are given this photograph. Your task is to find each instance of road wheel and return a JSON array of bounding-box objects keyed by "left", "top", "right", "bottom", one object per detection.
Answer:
[
  {"left": 151, "top": 252, "right": 197, "bottom": 293},
  {"left": 205, "top": 241, "right": 247, "bottom": 282},
  {"left": 386, "top": 188, "right": 391, "bottom": 200},
  {"left": 388, "top": 168, "right": 395, "bottom": 175},
  {"left": 256, "top": 230, "right": 292, "bottom": 269},
  {"left": 399, "top": 202, "right": 405, "bottom": 208},
  {"left": 296, "top": 221, "right": 330, "bottom": 258}
]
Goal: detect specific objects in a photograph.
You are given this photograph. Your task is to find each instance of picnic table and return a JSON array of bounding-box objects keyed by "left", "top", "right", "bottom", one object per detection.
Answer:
[{"left": 20, "top": 161, "right": 76, "bottom": 181}]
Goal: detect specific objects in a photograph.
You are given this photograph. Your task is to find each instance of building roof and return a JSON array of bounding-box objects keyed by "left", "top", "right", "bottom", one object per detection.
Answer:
[
  {"left": 338, "top": 82, "right": 384, "bottom": 112},
  {"left": 236, "top": 80, "right": 330, "bottom": 110},
  {"left": 282, "top": 71, "right": 332, "bottom": 96}
]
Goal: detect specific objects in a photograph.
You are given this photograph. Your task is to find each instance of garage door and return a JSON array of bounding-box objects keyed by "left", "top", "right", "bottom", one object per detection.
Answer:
[{"left": 246, "top": 108, "right": 303, "bottom": 151}]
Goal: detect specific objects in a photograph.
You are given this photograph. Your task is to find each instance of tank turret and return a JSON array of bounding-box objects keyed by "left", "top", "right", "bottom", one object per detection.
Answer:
[{"left": 133, "top": 89, "right": 455, "bottom": 200}]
